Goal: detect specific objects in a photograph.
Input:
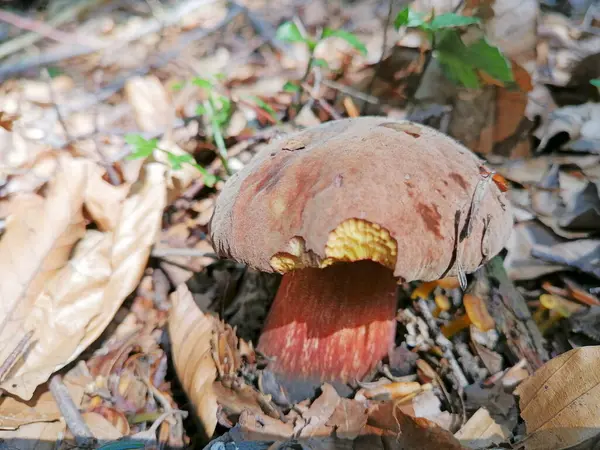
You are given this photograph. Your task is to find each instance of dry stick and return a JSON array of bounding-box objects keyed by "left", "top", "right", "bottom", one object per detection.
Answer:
[
  {"left": 49, "top": 374, "right": 96, "bottom": 448},
  {"left": 42, "top": 68, "right": 72, "bottom": 143},
  {"left": 361, "top": 0, "right": 395, "bottom": 115},
  {"left": 42, "top": 4, "right": 243, "bottom": 154},
  {"left": 416, "top": 299, "right": 469, "bottom": 389},
  {"left": 151, "top": 247, "right": 217, "bottom": 258},
  {"left": 0, "top": 0, "right": 104, "bottom": 60},
  {"left": 0, "top": 331, "right": 34, "bottom": 383},
  {"left": 0, "top": 9, "right": 100, "bottom": 48},
  {"left": 321, "top": 79, "right": 379, "bottom": 105},
  {"left": 0, "top": 0, "right": 221, "bottom": 80},
  {"left": 91, "top": 70, "right": 121, "bottom": 186}
]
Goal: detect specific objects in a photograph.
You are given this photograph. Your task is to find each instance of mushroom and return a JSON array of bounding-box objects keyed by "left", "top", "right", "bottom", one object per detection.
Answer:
[{"left": 209, "top": 117, "right": 512, "bottom": 384}]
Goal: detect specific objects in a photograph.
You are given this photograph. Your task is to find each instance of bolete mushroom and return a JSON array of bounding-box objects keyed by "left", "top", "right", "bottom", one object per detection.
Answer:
[{"left": 209, "top": 117, "right": 512, "bottom": 384}]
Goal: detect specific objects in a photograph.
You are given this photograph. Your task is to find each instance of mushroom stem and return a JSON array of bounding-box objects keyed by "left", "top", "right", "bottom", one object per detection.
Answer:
[{"left": 257, "top": 260, "right": 398, "bottom": 383}]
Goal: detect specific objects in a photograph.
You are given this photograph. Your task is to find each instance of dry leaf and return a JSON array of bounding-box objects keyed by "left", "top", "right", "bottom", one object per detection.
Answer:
[
  {"left": 0, "top": 159, "right": 166, "bottom": 399},
  {"left": 81, "top": 412, "right": 124, "bottom": 441},
  {"left": 455, "top": 408, "right": 511, "bottom": 449},
  {"left": 368, "top": 400, "right": 465, "bottom": 449},
  {"left": 124, "top": 75, "right": 174, "bottom": 134},
  {"left": 515, "top": 346, "right": 600, "bottom": 450},
  {"left": 84, "top": 165, "right": 130, "bottom": 231},
  {"left": 326, "top": 398, "right": 368, "bottom": 440},
  {"left": 168, "top": 283, "right": 219, "bottom": 439},
  {"left": 297, "top": 384, "right": 341, "bottom": 438},
  {"left": 0, "top": 420, "right": 65, "bottom": 450},
  {"left": 532, "top": 240, "right": 600, "bottom": 278}
]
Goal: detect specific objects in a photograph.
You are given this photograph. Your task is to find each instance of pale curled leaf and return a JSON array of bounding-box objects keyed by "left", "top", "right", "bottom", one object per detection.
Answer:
[
  {"left": 84, "top": 165, "right": 129, "bottom": 232},
  {"left": 124, "top": 75, "right": 174, "bottom": 134},
  {"left": 515, "top": 346, "right": 600, "bottom": 450},
  {"left": 0, "top": 162, "right": 166, "bottom": 399},
  {"left": 454, "top": 408, "right": 510, "bottom": 449},
  {"left": 0, "top": 155, "right": 88, "bottom": 399},
  {"left": 167, "top": 284, "right": 219, "bottom": 439}
]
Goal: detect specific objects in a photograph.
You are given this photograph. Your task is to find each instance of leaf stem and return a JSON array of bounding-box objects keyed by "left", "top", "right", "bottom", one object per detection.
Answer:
[{"left": 204, "top": 98, "right": 232, "bottom": 176}]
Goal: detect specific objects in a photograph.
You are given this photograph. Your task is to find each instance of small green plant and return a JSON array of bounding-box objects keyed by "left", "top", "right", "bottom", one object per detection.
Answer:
[
  {"left": 394, "top": 8, "right": 514, "bottom": 89},
  {"left": 276, "top": 20, "right": 367, "bottom": 92},
  {"left": 189, "top": 76, "right": 280, "bottom": 175},
  {"left": 125, "top": 134, "right": 218, "bottom": 187}
]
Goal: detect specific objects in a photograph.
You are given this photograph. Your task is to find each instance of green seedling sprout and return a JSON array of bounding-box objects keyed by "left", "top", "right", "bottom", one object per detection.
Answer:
[
  {"left": 276, "top": 20, "right": 367, "bottom": 104},
  {"left": 394, "top": 7, "right": 514, "bottom": 89},
  {"left": 125, "top": 134, "right": 218, "bottom": 188}
]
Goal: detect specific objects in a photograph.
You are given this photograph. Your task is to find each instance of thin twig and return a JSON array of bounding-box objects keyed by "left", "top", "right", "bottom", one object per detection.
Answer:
[
  {"left": 42, "top": 68, "right": 71, "bottom": 143},
  {"left": 49, "top": 374, "right": 96, "bottom": 448},
  {"left": 0, "top": 331, "right": 34, "bottom": 383},
  {"left": 0, "top": 9, "right": 100, "bottom": 47},
  {"left": 321, "top": 79, "right": 379, "bottom": 104},
  {"left": 151, "top": 247, "right": 217, "bottom": 258},
  {"left": 0, "top": 0, "right": 104, "bottom": 61},
  {"left": 417, "top": 299, "right": 469, "bottom": 389},
  {"left": 362, "top": 0, "right": 395, "bottom": 114},
  {"left": 0, "top": 0, "right": 223, "bottom": 80},
  {"left": 90, "top": 70, "right": 121, "bottom": 186}
]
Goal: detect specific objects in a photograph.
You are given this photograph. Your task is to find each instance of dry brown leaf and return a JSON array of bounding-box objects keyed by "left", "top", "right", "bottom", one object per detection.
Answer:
[
  {"left": 455, "top": 407, "right": 510, "bottom": 449},
  {"left": 0, "top": 160, "right": 166, "bottom": 400},
  {"left": 0, "top": 420, "right": 65, "bottom": 450},
  {"left": 124, "top": 75, "right": 174, "bottom": 134},
  {"left": 84, "top": 165, "right": 130, "bottom": 232},
  {"left": 297, "top": 384, "right": 341, "bottom": 438},
  {"left": 326, "top": 398, "right": 368, "bottom": 440},
  {"left": 0, "top": 155, "right": 87, "bottom": 399},
  {"left": 81, "top": 412, "right": 124, "bottom": 441},
  {"left": 368, "top": 400, "right": 465, "bottom": 449},
  {"left": 0, "top": 363, "right": 88, "bottom": 430},
  {"left": 168, "top": 283, "right": 219, "bottom": 439},
  {"left": 238, "top": 409, "right": 294, "bottom": 441},
  {"left": 515, "top": 346, "right": 600, "bottom": 450}
]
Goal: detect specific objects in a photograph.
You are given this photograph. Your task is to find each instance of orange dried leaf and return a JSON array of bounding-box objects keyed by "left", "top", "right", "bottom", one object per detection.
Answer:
[
  {"left": 464, "top": 294, "right": 495, "bottom": 332},
  {"left": 364, "top": 381, "right": 423, "bottom": 401}
]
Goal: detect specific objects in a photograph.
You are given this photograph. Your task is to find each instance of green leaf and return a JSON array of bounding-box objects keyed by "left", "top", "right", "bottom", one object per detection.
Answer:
[
  {"left": 322, "top": 28, "right": 367, "bottom": 55},
  {"left": 467, "top": 37, "right": 513, "bottom": 83},
  {"left": 124, "top": 134, "right": 158, "bottom": 159},
  {"left": 394, "top": 7, "right": 426, "bottom": 29},
  {"left": 283, "top": 81, "right": 300, "bottom": 93},
  {"left": 311, "top": 58, "right": 329, "bottom": 69},
  {"left": 191, "top": 163, "right": 218, "bottom": 187},
  {"left": 394, "top": 7, "right": 410, "bottom": 28},
  {"left": 45, "top": 66, "right": 63, "bottom": 78},
  {"left": 276, "top": 21, "right": 305, "bottom": 43},
  {"left": 434, "top": 30, "right": 513, "bottom": 88},
  {"left": 166, "top": 152, "right": 182, "bottom": 170},
  {"left": 96, "top": 440, "right": 146, "bottom": 450},
  {"left": 195, "top": 104, "right": 207, "bottom": 115},
  {"left": 251, "top": 96, "right": 276, "bottom": 116},
  {"left": 591, "top": 79, "right": 600, "bottom": 87},
  {"left": 429, "top": 13, "right": 480, "bottom": 30},
  {"left": 171, "top": 81, "right": 185, "bottom": 91},
  {"left": 192, "top": 77, "right": 213, "bottom": 90}
]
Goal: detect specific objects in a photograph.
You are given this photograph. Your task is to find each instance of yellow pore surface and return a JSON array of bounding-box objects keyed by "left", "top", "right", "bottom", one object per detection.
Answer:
[{"left": 270, "top": 219, "right": 398, "bottom": 273}]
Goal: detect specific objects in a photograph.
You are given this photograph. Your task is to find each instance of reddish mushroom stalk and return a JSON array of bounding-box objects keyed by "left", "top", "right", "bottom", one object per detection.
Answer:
[{"left": 257, "top": 261, "right": 397, "bottom": 382}]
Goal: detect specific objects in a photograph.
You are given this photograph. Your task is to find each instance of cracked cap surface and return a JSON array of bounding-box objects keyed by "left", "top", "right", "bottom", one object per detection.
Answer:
[{"left": 209, "top": 117, "right": 513, "bottom": 282}]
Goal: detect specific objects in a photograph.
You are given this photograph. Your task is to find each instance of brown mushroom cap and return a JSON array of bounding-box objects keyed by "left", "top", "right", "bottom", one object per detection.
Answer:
[{"left": 209, "top": 117, "right": 512, "bottom": 282}]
